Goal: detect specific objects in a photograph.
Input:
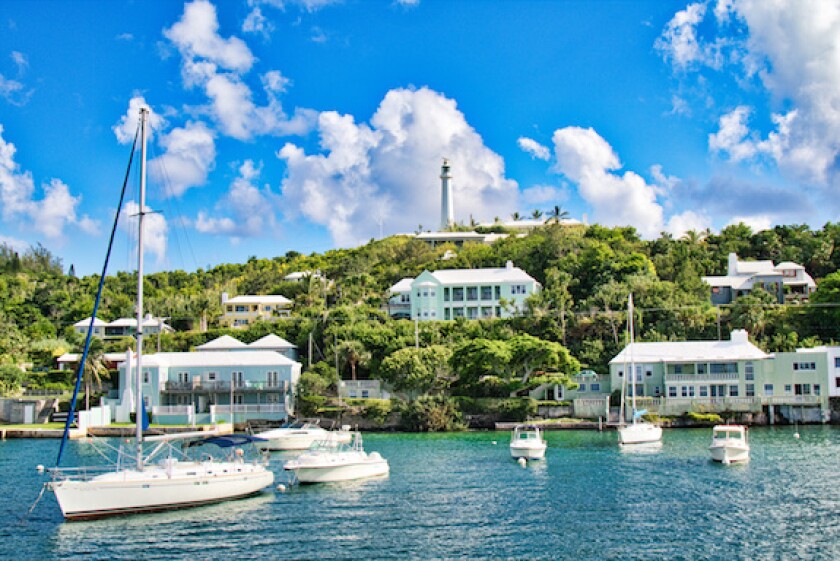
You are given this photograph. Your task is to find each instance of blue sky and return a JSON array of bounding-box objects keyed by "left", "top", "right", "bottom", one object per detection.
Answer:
[{"left": 1, "top": 0, "right": 839, "bottom": 275}]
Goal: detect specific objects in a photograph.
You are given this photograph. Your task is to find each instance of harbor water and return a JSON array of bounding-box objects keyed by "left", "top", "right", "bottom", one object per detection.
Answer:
[{"left": 2, "top": 426, "right": 838, "bottom": 560}]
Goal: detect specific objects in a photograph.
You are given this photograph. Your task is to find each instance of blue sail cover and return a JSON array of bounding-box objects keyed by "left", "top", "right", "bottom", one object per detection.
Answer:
[
  {"left": 184, "top": 434, "right": 268, "bottom": 449},
  {"left": 633, "top": 409, "right": 648, "bottom": 419}
]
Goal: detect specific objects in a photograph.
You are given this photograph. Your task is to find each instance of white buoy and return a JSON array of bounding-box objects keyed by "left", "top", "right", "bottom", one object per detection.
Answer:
[
  {"left": 491, "top": 441, "right": 497, "bottom": 445},
  {"left": 794, "top": 433, "right": 800, "bottom": 439},
  {"left": 276, "top": 483, "right": 287, "bottom": 492},
  {"left": 36, "top": 465, "right": 45, "bottom": 473},
  {"left": 517, "top": 457, "right": 527, "bottom": 468}
]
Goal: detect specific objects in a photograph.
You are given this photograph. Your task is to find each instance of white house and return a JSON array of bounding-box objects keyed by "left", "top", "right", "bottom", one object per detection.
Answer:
[
  {"left": 219, "top": 293, "right": 293, "bottom": 328},
  {"left": 73, "top": 315, "right": 173, "bottom": 339},
  {"left": 702, "top": 253, "right": 816, "bottom": 305}
]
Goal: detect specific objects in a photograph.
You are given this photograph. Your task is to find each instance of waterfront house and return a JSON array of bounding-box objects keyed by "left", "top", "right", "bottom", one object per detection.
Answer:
[
  {"left": 338, "top": 379, "right": 392, "bottom": 400},
  {"left": 219, "top": 293, "right": 293, "bottom": 328},
  {"left": 702, "top": 253, "right": 816, "bottom": 305},
  {"left": 391, "top": 261, "right": 540, "bottom": 321},
  {"left": 104, "top": 349, "right": 301, "bottom": 425},
  {"left": 386, "top": 278, "right": 414, "bottom": 319}
]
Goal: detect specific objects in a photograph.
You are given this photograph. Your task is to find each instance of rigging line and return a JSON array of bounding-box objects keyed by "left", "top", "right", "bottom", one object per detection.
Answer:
[{"left": 57, "top": 125, "right": 139, "bottom": 468}]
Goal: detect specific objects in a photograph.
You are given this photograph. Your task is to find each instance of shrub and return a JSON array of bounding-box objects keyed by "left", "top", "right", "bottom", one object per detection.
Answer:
[{"left": 399, "top": 395, "right": 465, "bottom": 432}]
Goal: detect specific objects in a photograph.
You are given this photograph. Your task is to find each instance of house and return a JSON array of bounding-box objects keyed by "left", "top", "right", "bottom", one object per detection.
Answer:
[
  {"left": 56, "top": 352, "right": 128, "bottom": 371},
  {"left": 702, "top": 253, "right": 816, "bottom": 305},
  {"left": 406, "top": 261, "right": 540, "bottom": 321},
  {"left": 73, "top": 315, "right": 173, "bottom": 339},
  {"left": 606, "top": 330, "right": 829, "bottom": 421},
  {"left": 413, "top": 231, "right": 508, "bottom": 248},
  {"left": 283, "top": 270, "right": 322, "bottom": 282},
  {"left": 338, "top": 380, "right": 392, "bottom": 400},
  {"left": 386, "top": 278, "right": 414, "bottom": 319},
  {"left": 103, "top": 348, "right": 301, "bottom": 425},
  {"left": 219, "top": 293, "right": 293, "bottom": 328},
  {"left": 195, "top": 334, "right": 298, "bottom": 361}
]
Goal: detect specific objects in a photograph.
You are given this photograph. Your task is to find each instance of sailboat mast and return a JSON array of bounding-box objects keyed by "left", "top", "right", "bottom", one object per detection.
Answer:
[
  {"left": 628, "top": 293, "right": 636, "bottom": 422},
  {"left": 135, "top": 107, "right": 148, "bottom": 470}
]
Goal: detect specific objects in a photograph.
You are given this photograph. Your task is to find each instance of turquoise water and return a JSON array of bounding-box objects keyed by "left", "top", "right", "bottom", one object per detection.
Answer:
[{"left": 2, "top": 427, "right": 838, "bottom": 560}]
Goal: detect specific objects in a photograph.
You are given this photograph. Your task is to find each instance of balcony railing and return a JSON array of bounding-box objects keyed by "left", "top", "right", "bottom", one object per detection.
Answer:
[
  {"left": 665, "top": 373, "right": 739, "bottom": 382},
  {"left": 163, "top": 380, "right": 289, "bottom": 392},
  {"left": 212, "top": 404, "right": 286, "bottom": 414}
]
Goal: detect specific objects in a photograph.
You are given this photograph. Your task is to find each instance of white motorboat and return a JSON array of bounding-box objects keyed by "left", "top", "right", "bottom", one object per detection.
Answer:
[
  {"left": 253, "top": 419, "right": 352, "bottom": 451},
  {"left": 283, "top": 432, "right": 389, "bottom": 484},
  {"left": 709, "top": 424, "right": 750, "bottom": 465},
  {"left": 509, "top": 425, "right": 547, "bottom": 460},
  {"left": 44, "top": 108, "right": 273, "bottom": 520},
  {"left": 617, "top": 294, "right": 663, "bottom": 447}
]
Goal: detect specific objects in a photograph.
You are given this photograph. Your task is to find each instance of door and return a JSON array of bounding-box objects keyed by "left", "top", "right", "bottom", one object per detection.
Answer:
[{"left": 24, "top": 404, "right": 34, "bottom": 424}]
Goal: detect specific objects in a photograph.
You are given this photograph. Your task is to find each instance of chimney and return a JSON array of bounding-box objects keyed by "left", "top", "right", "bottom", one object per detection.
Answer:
[
  {"left": 730, "top": 329, "right": 749, "bottom": 343},
  {"left": 506, "top": 260, "right": 514, "bottom": 270},
  {"left": 728, "top": 253, "right": 739, "bottom": 275},
  {"left": 440, "top": 158, "right": 454, "bottom": 230}
]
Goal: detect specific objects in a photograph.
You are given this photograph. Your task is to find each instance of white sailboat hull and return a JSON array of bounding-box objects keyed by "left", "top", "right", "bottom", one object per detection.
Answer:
[
  {"left": 618, "top": 422, "right": 663, "bottom": 445},
  {"left": 51, "top": 461, "right": 274, "bottom": 520}
]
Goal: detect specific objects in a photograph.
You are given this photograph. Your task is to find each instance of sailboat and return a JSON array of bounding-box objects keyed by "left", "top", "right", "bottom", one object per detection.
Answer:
[
  {"left": 617, "top": 294, "right": 662, "bottom": 446},
  {"left": 44, "top": 108, "right": 274, "bottom": 520}
]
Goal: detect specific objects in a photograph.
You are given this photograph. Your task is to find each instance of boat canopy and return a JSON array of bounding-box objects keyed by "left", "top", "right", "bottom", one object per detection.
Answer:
[{"left": 184, "top": 434, "right": 268, "bottom": 449}]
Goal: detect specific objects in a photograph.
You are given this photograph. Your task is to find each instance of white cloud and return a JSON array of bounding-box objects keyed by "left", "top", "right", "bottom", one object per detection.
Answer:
[
  {"left": 194, "top": 160, "right": 279, "bottom": 238},
  {"left": 10, "top": 51, "right": 27, "bottom": 73},
  {"left": 0, "top": 234, "right": 27, "bottom": 251},
  {"left": 517, "top": 137, "right": 551, "bottom": 160},
  {"left": 550, "top": 126, "right": 665, "bottom": 237},
  {"left": 727, "top": 214, "right": 772, "bottom": 233},
  {"left": 0, "top": 73, "right": 30, "bottom": 106},
  {"left": 708, "top": 105, "right": 758, "bottom": 162},
  {"left": 164, "top": 0, "right": 254, "bottom": 73},
  {"left": 521, "top": 184, "right": 566, "bottom": 206},
  {"left": 0, "top": 125, "right": 97, "bottom": 240},
  {"left": 278, "top": 86, "right": 519, "bottom": 246},
  {"left": 121, "top": 200, "right": 168, "bottom": 264},
  {"left": 149, "top": 121, "right": 216, "bottom": 197},
  {"left": 665, "top": 210, "right": 711, "bottom": 237},
  {"left": 655, "top": 2, "right": 713, "bottom": 69},
  {"left": 395, "top": 0, "right": 421, "bottom": 6},
  {"left": 166, "top": 1, "right": 317, "bottom": 140},
  {"left": 113, "top": 96, "right": 167, "bottom": 145},
  {"left": 242, "top": 6, "right": 273, "bottom": 38}
]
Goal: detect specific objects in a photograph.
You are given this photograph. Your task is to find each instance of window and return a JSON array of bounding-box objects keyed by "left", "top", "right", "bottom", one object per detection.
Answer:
[
  {"left": 591, "top": 383, "right": 600, "bottom": 392},
  {"left": 803, "top": 383, "right": 811, "bottom": 395},
  {"left": 785, "top": 384, "right": 792, "bottom": 394},
  {"left": 673, "top": 364, "right": 683, "bottom": 375},
  {"left": 430, "top": 311, "right": 436, "bottom": 318},
  {"left": 495, "top": 306, "right": 502, "bottom": 317},
  {"left": 668, "top": 386, "right": 677, "bottom": 397},
  {"left": 207, "top": 372, "right": 217, "bottom": 381},
  {"left": 453, "top": 307, "right": 465, "bottom": 318},
  {"left": 729, "top": 385, "right": 739, "bottom": 397},
  {"left": 710, "top": 363, "right": 737, "bottom": 374},
  {"left": 232, "top": 371, "right": 244, "bottom": 387},
  {"left": 745, "top": 362, "right": 754, "bottom": 380},
  {"left": 696, "top": 363, "right": 707, "bottom": 375},
  {"left": 466, "top": 287, "right": 478, "bottom": 301},
  {"left": 494, "top": 286, "right": 501, "bottom": 299},
  {"left": 617, "top": 370, "right": 623, "bottom": 378},
  {"left": 745, "top": 383, "right": 755, "bottom": 397},
  {"left": 452, "top": 287, "right": 464, "bottom": 301},
  {"left": 688, "top": 386, "right": 696, "bottom": 397},
  {"left": 234, "top": 395, "right": 244, "bottom": 405},
  {"left": 444, "top": 308, "right": 451, "bottom": 320},
  {"left": 267, "top": 371, "right": 279, "bottom": 387},
  {"left": 178, "top": 372, "right": 189, "bottom": 384},
  {"left": 836, "top": 377, "right": 840, "bottom": 388},
  {"left": 481, "top": 286, "right": 492, "bottom": 300},
  {"left": 699, "top": 385, "right": 708, "bottom": 398},
  {"left": 782, "top": 269, "right": 796, "bottom": 278},
  {"left": 481, "top": 306, "right": 492, "bottom": 318},
  {"left": 444, "top": 287, "right": 450, "bottom": 301},
  {"left": 814, "top": 384, "right": 821, "bottom": 396},
  {"left": 143, "top": 371, "right": 150, "bottom": 384},
  {"left": 681, "top": 386, "right": 688, "bottom": 397},
  {"left": 264, "top": 306, "right": 272, "bottom": 312},
  {"left": 235, "top": 305, "right": 248, "bottom": 312},
  {"left": 266, "top": 393, "right": 280, "bottom": 403},
  {"left": 764, "top": 384, "right": 774, "bottom": 396},
  {"left": 793, "top": 362, "right": 816, "bottom": 371},
  {"left": 361, "top": 390, "right": 370, "bottom": 398},
  {"left": 579, "top": 383, "right": 587, "bottom": 392},
  {"left": 835, "top": 357, "right": 840, "bottom": 368},
  {"left": 646, "top": 369, "right": 653, "bottom": 377},
  {"left": 467, "top": 307, "right": 478, "bottom": 319},
  {"left": 511, "top": 284, "right": 526, "bottom": 295},
  {"left": 654, "top": 386, "right": 661, "bottom": 397}
]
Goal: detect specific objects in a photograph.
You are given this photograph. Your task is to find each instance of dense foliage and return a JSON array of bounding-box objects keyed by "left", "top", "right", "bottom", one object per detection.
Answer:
[{"left": 3, "top": 221, "right": 840, "bottom": 401}]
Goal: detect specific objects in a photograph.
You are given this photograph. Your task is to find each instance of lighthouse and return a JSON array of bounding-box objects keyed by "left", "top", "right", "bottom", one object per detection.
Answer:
[{"left": 440, "top": 158, "right": 454, "bottom": 230}]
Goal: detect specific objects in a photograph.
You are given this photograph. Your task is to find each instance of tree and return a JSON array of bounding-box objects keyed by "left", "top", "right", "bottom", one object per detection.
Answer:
[
  {"left": 83, "top": 338, "right": 109, "bottom": 410},
  {"left": 336, "top": 339, "right": 370, "bottom": 381},
  {"left": 531, "top": 209, "right": 543, "bottom": 220},
  {"left": 378, "top": 345, "right": 453, "bottom": 396},
  {"left": 507, "top": 334, "right": 580, "bottom": 392},
  {"left": 547, "top": 205, "right": 570, "bottom": 224},
  {"left": 0, "top": 365, "right": 25, "bottom": 396}
]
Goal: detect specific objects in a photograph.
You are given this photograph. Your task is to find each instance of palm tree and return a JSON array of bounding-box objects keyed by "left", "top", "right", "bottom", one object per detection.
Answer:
[
  {"left": 83, "top": 338, "right": 109, "bottom": 411},
  {"left": 337, "top": 339, "right": 371, "bottom": 381},
  {"left": 531, "top": 209, "right": 543, "bottom": 220},
  {"left": 547, "top": 205, "right": 570, "bottom": 224},
  {"left": 511, "top": 212, "right": 522, "bottom": 221}
]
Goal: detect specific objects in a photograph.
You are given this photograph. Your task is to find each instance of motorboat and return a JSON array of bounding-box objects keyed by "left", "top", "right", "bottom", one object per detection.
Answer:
[
  {"left": 509, "top": 425, "right": 547, "bottom": 460},
  {"left": 617, "top": 294, "right": 663, "bottom": 447},
  {"left": 253, "top": 419, "right": 352, "bottom": 451},
  {"left": 43, "top": 109, "right": 274, "bottom": 520},
  {"left": 50, "top": 433, "right": 275, "bottom": 520},
  {"left": 283, "top": 432, "right": 389, "bottom": 484},
  {"left": 709, "top": 424, "right": 750, "bottom": 465}
]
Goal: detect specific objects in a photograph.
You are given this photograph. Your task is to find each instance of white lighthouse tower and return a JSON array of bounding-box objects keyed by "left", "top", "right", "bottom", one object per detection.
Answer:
[{"left": 440, "top": 158, "right": 454, "bottom": 230}]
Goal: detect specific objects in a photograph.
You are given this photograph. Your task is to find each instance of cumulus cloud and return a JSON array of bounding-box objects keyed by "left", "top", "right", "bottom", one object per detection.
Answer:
[
  {"left": 517, "top": 137, "right": 551, "bottom": 160},
  {"left": 113, "top": 96, "right": 167, "bottom": 145},
  {"left": 149, "top": 121, "right": 216, "bottom": 197},
  {"left": 242, "top": 6, "right": 273, "bottom": 38},
  {"left": 727, "top": 214, "right": 771, "bottom": 233},
  {"left": 0, "top": 234, "right": 27, "bottom": 251},
  {"left": 665, "top": 210, "right": 711, "bottom": 237},
  {"left": 662, "top": 1, "right": 840, "bottom": 195},
  {"left": 166, "top": 0, "right": 316, "bottom": 140},
  {"left": 195, "top": 160, "right": 279, "bottom": 238},
  {"left": 521, "top": 184, "right": 566, "bottom": 206},
  {"left": 278, "top": 86, "right": 519, "bottom": 246},
  {"left": 0, "top": 74, "right": 31, "bottom": 106},
  {"left": 10, "top": 51, "right": 27, "bottom": 73},
  {"left": 550, "top": 126, "right": 665, "bottom": 237},
  {"left": 121, "top": 200, "right": 168, "bottom": 264},
  {"left": 0, "top": 125, "right": 98, "bottom": 239}
]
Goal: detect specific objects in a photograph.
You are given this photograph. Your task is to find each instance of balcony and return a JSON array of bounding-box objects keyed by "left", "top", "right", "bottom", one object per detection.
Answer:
[
  {"left": 665, "top": 373, "right": 739, "bottom": 382},
  {"left": 163, "top": 380, "right": 289, "bottom": 393}
]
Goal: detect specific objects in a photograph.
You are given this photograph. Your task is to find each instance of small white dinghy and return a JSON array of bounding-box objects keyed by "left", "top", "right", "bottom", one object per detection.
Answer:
[
  {"left": 509, "top": 425, "right": 547, "bottom": 460},
  {"left": 709, "top": 424, "right": 750, "bottom": 465},
  {"left": 283, "top": 432, "right": 389, "bottom": 484}
]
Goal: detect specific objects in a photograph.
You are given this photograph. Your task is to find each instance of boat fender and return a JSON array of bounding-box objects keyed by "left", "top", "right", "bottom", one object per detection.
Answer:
[
  {"left": 518, "top": 457, "right": 527, "bottom": 468},
  {"left": 277, "top": 484, "right": 287, "bottom": 492},
  {"left": 794, "top": 433, "right": 800, "bottom": 439},
  {"left": 36, "top": 465, "right": 45, "bottom": 473}
]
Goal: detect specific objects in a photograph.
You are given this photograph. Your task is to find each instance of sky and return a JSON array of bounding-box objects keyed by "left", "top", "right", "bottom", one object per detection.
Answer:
[{"left": 1, "top": 0, "right": 839, "bottom": 275}]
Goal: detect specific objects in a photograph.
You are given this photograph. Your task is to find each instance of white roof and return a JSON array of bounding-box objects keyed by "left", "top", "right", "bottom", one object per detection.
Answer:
[
  {"left": 284, "top": 271, "right": 319, "bottom": 281},
  {"left": 195, "top": 335, "right": 248, "bottom": 350},
  {"left": 127, "top": 350, "right": 298, "bottom": 368},
  {"left": 610, "top": 338, "right": 769, "bottom": 364},
  {"left": 73, "top": 317, "right": 108, "bottom": 327},
  {"left": 249, "top": 334, "right": 296, "bottom": 349},
  {"left": 734, "top": 259, "right": 775, "bottom": 275},
  {"left": 389, "top": 278, "right": 414, "bottom": 293},
  {"left": 225, "top": 295, "right": 292, "bottom": 305},
  {"left": 415, "top": 231, "right": 488, "bottom": 241},
  {"left": 423, "top": 263, "right": 537, "bottom": 285},
  {"left": 58, "top": 352, "right": 129, "bottom": 363},
  {"left": 702, "top": 275, "right": 754, "bottom": 290},
  {"left": 775, "top": 261, "right": 805, "bottom": 270}
]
